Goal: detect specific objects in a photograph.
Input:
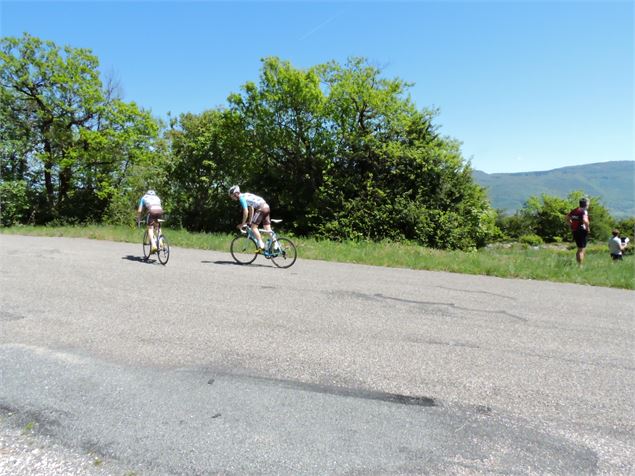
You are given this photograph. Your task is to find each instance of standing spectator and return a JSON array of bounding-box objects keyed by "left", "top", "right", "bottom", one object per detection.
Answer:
[
  {"left": 566, "top": 197, "right": 590, "bottom": 265},
  {"left": 608, "top": 229, "right": 629, "bottom": 261}
]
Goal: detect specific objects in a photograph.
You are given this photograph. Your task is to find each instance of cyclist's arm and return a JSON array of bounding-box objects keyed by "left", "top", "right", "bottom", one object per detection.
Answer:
[
  {"left": 238, "top": 206, "right": 250, "bottom": 228},
  {"left": 245, "top": 206, "right": 254, "bottom": 225},
  {"left": 136, "top": 199, "right": 145, "bottom": 222}
]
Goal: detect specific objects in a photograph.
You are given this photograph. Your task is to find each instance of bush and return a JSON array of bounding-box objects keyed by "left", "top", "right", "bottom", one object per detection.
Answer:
[
  {"left": 519, "top": 233, "right": 544, "bottom": 246},
  {"left": 0, "top": 180, "right": 30, "bottom": 226},
  {"left": 496, "top": 211, "right": 527, "bottom": 240},
  {"left": 614, "top": 217, "right": 635, "bottom": 240}
]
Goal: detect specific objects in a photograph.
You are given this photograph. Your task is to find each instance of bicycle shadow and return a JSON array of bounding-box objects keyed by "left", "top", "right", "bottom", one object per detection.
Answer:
[
  {"left": 122, "top": 255, "right": 158, "bottom": 265},
  {"left": 203, "top": 260, "right": 270, "bottom": 268}
]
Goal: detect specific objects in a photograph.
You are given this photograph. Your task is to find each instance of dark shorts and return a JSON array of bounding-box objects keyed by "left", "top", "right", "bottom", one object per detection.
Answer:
[
  {"left": 573, "top": 229, "right": 588, "bottom": 248},
  {"left": 146, "top": 207, "right": 164, "bottom": 226},
  {"left": 251, "top": 204, "right": 271, "bottom": 226}
]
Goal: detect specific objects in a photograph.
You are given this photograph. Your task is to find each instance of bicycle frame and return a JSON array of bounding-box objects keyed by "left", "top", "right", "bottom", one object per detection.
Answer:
[{"left": 243, "top": 226, "right": 281, "bottom": 257}]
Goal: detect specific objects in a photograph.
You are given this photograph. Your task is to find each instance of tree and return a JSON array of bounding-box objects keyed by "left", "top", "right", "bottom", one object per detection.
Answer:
[
  {"left": 521, "top": 194, "right": 571, "bottom": 242},
  {"left": 614, "top": 216, "right": 635, "bottom": 240},
  {"left": 0, "top": 33, "right": 163, "bottom": 224},
  {"left": 164, "top": 109, "right": 248, "bottom": 231},
  {"left": 216, "top": 56, "right": 498, "bottom": 249},
  {"left": 1, "top": 33, "right": 104, "bottom": 218},
  {"left": 314, "top": 58, "right": 497, "bottom": 249},
  {"left": 0, "top": 179, "right": 29, "bottom": 226},
  {"left": 227, "top": 57, "right": 332, "bottom": 233}
]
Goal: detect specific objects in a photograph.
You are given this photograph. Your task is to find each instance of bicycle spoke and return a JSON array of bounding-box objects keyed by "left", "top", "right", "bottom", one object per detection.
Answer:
[
  {"left": 270, "top": 237, "right": 297, "bottom": 268},
  {"left": 157, "top": 235, "right": 170, "bottom": 265},
  {"left": 230, "top": 236, "right": 258, "bottom": 264}
]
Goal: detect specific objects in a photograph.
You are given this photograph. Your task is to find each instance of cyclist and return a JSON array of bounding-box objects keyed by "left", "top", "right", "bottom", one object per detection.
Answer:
[
  {"left": 136, "top": 190, "right": 163, "bottom": 253},
  {"left": 229, "top": 185, "right": 271, "bottom": 252}
]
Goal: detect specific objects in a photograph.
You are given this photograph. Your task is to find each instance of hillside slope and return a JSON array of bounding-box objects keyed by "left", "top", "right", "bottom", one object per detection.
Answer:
[{"left": 473, "top": 161, "right": 635, "bottom": 218}]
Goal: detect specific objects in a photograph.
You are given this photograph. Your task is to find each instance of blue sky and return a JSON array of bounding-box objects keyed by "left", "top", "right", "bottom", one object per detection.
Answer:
[{"left": 1, "top": 0, "right": 633, "bottom": 173}]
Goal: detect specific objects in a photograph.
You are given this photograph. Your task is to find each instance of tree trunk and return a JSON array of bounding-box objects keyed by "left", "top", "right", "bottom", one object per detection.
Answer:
[
  {"left": 43, "top": 138, "right": 55, "bottom": 208},
  {"left": 58, "top": 166, "right": 72, "bottom": 206}
]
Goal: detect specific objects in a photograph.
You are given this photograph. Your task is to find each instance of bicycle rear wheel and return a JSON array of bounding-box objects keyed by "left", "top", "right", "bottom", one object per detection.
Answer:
[
  {"left": 157, "top": 234, "right": 170, "bottom": 265},
  {"left": 230, "top": 236, "right": 258, "bottom": 265},
  {"left": 142, "top": 230, "right": 151, "bottom": 260},
  {"left": 270, "top": 237, "right": 297, "bottom": 268}
]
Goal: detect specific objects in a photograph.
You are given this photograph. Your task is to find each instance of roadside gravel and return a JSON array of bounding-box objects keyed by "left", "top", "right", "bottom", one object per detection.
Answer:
[{"left": 0, "top": 416, "right": 128, "bottom": 476}]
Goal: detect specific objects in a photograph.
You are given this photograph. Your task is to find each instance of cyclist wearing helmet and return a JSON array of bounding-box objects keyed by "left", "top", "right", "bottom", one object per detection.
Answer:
[
  {"left": 229, "top": 185, "right": 271, "bottom": 252},
  {"left": 136, "top": 189, "right": 164, "bottom": 253}
]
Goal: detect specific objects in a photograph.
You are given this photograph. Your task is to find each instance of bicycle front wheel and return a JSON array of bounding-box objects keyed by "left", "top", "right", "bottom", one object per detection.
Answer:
[
  {"left": 270, "top": 237, "right": 297, "bottom": 268},
  {"left": 230, "top": 236, "right": 258, "bottom": 265},
  {"left": 142, "top": 230, "right": 151, "bottom": 260},
  {"left": 157, "top": 234, "right": 170, "bottom": 265}
]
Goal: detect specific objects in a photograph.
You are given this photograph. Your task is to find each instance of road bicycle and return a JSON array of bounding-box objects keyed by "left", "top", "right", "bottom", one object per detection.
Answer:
[
  {"left": 230, "top": 219, "right": 297, "bottom": 268},
  {"left": 139, "top": 217, "right": 170, "bottom": 265}
]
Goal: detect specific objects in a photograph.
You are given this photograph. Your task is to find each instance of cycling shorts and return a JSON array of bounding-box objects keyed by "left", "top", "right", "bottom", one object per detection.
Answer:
[{"left": 250, "top": 204, "right": 270, "bottom": 226}]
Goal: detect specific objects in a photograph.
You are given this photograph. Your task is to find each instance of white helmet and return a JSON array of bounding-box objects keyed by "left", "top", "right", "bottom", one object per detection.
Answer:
[
  {"left": 229, "top": 185, "right": 240, "bottom": 196},
  {"left": 146, "top": 190, "right": 156, "bottom": 196}
]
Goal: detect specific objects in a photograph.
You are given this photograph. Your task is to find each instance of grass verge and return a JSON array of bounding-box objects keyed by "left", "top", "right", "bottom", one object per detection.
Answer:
[{"left": 1, "top": 225, "right": 634, "bottom": 289}]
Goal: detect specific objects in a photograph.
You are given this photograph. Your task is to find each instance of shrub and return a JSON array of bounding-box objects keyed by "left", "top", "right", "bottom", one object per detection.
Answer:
[
  {"left": 519, "top": 233, "right": 544, "bottom": 246},
  {"left": 0, "top": 180, "right": 30, "bottom": 226}
]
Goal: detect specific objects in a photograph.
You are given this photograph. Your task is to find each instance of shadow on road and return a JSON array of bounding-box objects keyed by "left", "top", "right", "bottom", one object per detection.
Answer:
[
  {"left": 203, "top": 260, "right": 270, "bottom": 268},
  {"left": 122, "top": 255, "right": 157, "bottom": 265}
]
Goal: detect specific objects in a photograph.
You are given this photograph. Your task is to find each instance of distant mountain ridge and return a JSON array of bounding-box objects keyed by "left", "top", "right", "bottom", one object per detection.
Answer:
[{"left": 472, "top": 161, "right": 635, "bottom": 218}]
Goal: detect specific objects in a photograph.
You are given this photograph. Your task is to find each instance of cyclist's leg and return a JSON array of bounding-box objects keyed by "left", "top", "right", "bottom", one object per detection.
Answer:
[
  {"left": 261, "top": 210, "right": 274, "bottom": 249},
  {"left": 251, "top": 210, "right": 265, "bottom": 249},
  {"left": 147, "top": 215, "right": 157, "bottom": 251},
  {"left": 148, "top": 227, "right": 156, "bottom": 251},
  {"left": 261, "top": 206, "right": 272, "bottom": 235}
]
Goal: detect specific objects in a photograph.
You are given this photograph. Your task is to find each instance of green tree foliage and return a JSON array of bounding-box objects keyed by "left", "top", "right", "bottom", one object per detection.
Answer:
[
  {"left": 522, "top": 194, "right": 572, "bottom": 242},
  {"left": 495, "top": 210, "right": 526, "bottom": 240},
  {"left": 0, "top": 33, "right": 162, "bottom": 224},
  {"left": 0, "top": 35, "right": 509, "bottom": 249},
  {"left": 0, "top": 179, "right": 30, "bottom": 226},
  {"left": 219, "top": 57, "right": 498, "bottom": 249},
  {"left": 164, "top": 109, "right": 247, "bottom": 230},
  {"left": 614, "top": 217, "right": 635, "bottom": 239},
  {"left": 318, "top": 58, "right": 498, "bottom": 249},
  {"left": 227, "top": 58, "right": 332, "bottom": 233}
]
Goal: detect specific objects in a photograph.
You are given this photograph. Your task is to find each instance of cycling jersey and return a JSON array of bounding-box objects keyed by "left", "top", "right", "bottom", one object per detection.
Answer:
[
  {"left": 238, "top": 193, "right": 266, "bottom": 210},
  {"left": 140, "top": 193, "right": 162, "bottom": 212}
]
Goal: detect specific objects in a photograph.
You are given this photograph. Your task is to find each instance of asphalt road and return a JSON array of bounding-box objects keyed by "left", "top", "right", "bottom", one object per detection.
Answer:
[{"left": 1, "top": 234, "right": 633, "bottom": 475}]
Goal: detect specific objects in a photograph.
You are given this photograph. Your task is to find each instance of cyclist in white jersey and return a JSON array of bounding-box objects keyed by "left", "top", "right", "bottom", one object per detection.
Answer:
[
  {"left": 229, "top": 185, "right": 271, "bottom": 252},
  {"left": 136, "top": 190, "right": 163, "bottom": 252}
]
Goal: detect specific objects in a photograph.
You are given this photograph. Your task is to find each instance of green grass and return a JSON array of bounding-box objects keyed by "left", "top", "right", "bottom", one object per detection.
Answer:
[{"left": 2, "top": 225, "right": 634, "bottom": 289}]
